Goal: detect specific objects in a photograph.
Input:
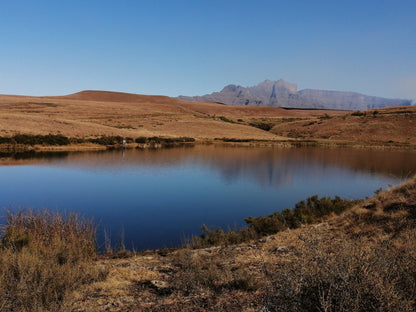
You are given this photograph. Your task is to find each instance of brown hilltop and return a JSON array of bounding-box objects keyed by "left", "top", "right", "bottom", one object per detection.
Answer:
[{"left": 55, "top": 90, "right": 179, "bottom": 104}]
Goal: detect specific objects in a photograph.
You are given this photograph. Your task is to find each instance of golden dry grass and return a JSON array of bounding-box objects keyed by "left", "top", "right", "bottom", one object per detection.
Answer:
[
  {"left": 270, "top": 106, "right": 416, "bottom": 146},
  {"left": 0, "top": 91, "right": 297, "bottom": 140},
  {"left": 0, "top": 210, "right": 108, "bottom": 311},
  {"left": 1, "top": 90, "right": 414, "bottom": 150}
]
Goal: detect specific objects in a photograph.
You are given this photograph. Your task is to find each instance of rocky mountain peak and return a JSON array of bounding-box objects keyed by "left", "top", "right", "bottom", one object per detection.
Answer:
[
  {"left": 221, "top": 84, "right": 242, "bottom": 93},
  {"left": 178, "top": 80, "right": 411, "bottom": 110}
]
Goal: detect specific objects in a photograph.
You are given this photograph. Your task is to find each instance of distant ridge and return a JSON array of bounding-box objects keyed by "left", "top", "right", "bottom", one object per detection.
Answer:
[{"left": 178, "top": 80, "right": 412, "bottom": 110}]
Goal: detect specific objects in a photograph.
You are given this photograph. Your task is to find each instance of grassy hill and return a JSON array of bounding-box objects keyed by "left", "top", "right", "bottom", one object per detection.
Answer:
[
  {"left": 0, "top": 90, "right": 414, "bottom": 151},
  {"left": 270, "top": 106, "right": 416, "bottom": 147}
]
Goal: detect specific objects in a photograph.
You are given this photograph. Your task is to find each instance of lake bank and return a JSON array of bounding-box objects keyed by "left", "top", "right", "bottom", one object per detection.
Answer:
[{"left": 1, "top": 135, "right": 416, "bottom": 156}]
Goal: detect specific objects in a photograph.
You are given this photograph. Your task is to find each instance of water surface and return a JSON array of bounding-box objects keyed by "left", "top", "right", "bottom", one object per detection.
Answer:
[{"left": 1, "top": 146, "right": 415, "bottom": 250}]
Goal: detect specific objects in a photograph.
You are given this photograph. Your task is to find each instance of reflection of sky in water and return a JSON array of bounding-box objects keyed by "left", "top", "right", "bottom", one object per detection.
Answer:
[{"left": 0, "top": 147, "right": 415, "bottom": 250}]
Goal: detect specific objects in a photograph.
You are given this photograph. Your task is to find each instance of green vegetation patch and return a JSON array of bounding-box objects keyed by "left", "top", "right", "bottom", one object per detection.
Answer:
[
  {"left": 190, "top": 195, "right": 361, "bottom": 248},
  {"left": 245, "top": 195, "right": 360, "bottom": 235},
  {"left": 214, "top": 138, "right": 255, "bottom": 142},
  {"left": 249, "top": 122, "right": 274, "bottom": 131},
  {"left": 0, "top": 134, "right": 70, "bottom": 146},
  {"left": 319, "top": 113, "right": 332, "bottom": 120},
  {"left": 351, "top": 111, "right": 366, "bottom": 116},
  {"left": 87, "top": 135, "right": 124, "bottom": 145},
  {"left": 135, "top": 136, "right": 195, "bottom": 145},
  {"left": 218, "top": 116, "right": 235, "bottom": 123}
]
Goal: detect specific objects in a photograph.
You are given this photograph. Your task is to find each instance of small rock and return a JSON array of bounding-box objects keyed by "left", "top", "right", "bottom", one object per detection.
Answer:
[
  {"left": 269, "top": 246, "right": 289, "bottom": 253},
  {"left": 141, "top": 279, "right": 173, "bottom": 296},
  {"left": 262, "top": 236, "right": 275, "bottom": 243},
  {"left": 150, "top": 280, "right": 169, "bottom": 289}
]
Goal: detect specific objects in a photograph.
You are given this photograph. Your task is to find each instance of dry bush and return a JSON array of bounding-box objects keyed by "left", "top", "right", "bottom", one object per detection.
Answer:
[
  {"left": 340, "top": 177, "right": 416, "bottom": 237},
  {"left": 171, "top": 248, "right": 262, "bottom": 296},
  {"left": 0, "top": 209, "right": 108, "bottom": 311},
  {"left": 188, "top": 224, "right": 258, "bottom": 248},
  {"left": 190, "top": 195, "right": 360, "bottom": 248},
  {"left": 171, "top": 248, "right": 228, "bottom": 294},
  {"left": 263, "top": 229, "right": 416, "bottom": 312}
]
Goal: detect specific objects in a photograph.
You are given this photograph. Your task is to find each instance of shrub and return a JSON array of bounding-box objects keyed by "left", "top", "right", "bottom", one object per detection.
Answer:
[
  {"left": 351, "top": 111, "right": 366, "bottom": 116},
  {"left": 135, "top": 137, "right": 147, "bottom": 143},
  {"left": 189, "top": 225, "right": 257, "bottom": 248},
  {"left": 214, "top": 138, "right": 254, "bottom": 142},
  {"left": 319, "top": 113, "right": 332, "bottom": 120},
  {"left": 0, "top": 134, "right": 70, "bottom": 146},
  {"left": 218, "top": 116, "right": 235, "bottom": 123},
  {"left": 190, "top": 195, "right": 360, "bottom": 248},
  {"left": 171, "top": 249, "right": 226, "bottom": 294},
  {"left": 135, "top": 136, "right": 195, "bottom": 145},
  {"left": 88, "top": 135, "right": 123, "bottom": 145},
  {"left": 69, "top": 137, "right": 87, "bottom": 144},
  {"left": 245, "top": 195, "right": 360, "bottom": 235},
  {"left": 0, "top": 210, "right": 107, "bottom": 311},
  {"left": 171, "top": 249, "right": 261, "bottom": 296},
  {"left": 249, "top": 122, "right": 274, "bottom": 131},
  {"left": 0, "top": 137, "right": 12, "bottom": 144}
]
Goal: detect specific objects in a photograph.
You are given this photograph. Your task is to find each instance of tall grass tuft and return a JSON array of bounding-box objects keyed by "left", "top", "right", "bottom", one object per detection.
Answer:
[{"left": 0, "top": 209, "right": 107, "bottom": 311}]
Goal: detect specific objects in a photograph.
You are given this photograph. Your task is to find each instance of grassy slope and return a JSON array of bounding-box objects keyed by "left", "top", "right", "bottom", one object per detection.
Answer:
[
  {"left": 63, "top": 175, "right": 416, "bottom": 312},
  {"left": 1, "top": 90, "right": 414, "bottom": 149},
  {"left": 0, "top": 91, "right": 292, "bottom": 140},
  {"left": 270, "top": 106, "right": 416, "bottom": 146}
]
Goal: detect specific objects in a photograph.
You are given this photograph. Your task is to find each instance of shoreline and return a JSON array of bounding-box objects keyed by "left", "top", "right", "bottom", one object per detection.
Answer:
[{"left": 1, "top": 138, "right": 415, "bottom": 155}]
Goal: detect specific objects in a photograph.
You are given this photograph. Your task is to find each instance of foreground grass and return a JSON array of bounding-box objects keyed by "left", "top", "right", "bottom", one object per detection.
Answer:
[{"left": 0, "top": 210, "right": 107, "bottom": 311}]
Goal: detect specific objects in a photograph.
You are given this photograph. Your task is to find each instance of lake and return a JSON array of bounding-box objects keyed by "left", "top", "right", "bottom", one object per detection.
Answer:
[{"left": 1, "top": 145, "right": 415, "bottom": 250}]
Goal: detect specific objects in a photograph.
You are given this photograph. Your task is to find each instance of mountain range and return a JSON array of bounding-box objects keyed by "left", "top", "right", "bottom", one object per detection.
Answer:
[{"left": 178, "top": 80, "right": 411, "bottom": 110}]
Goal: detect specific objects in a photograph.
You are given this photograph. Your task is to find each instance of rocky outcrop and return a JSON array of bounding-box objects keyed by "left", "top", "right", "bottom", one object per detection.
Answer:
[{"left": 178, "top": 80, "right": 411, "bottom": 110}]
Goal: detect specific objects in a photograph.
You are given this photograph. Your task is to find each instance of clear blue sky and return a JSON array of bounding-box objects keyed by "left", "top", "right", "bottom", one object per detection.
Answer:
[{"left": 1, "top": 0, "right": 415, "bottom": 99}]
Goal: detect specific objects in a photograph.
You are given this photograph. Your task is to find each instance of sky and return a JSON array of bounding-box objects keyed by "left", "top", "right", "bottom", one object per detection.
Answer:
[{"left": 0, "top": 0, "right": 415, "bottom": 100}]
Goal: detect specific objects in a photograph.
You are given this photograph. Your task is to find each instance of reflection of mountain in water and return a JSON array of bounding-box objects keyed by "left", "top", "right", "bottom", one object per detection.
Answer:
[
  {"left": 209, "top": 153, "right": 295, "bottom": 188},
  {"left": 5, "top": 146, "right": 415, "bottom": 189}
]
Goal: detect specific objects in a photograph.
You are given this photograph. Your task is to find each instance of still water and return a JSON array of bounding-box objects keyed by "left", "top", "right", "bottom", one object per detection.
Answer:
[{"left": 0, "top": 145, "right": 415, "bottom": 250}]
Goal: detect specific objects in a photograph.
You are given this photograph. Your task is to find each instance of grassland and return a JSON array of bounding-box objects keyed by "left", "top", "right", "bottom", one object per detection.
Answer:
[{"left": 0, "top": 90, "right": 414, "bottom": 151}]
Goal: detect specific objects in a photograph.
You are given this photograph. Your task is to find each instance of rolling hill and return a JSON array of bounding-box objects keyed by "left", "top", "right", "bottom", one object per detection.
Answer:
[{"left": 0, "top": 90, "right": 414, "bottom": 149}]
